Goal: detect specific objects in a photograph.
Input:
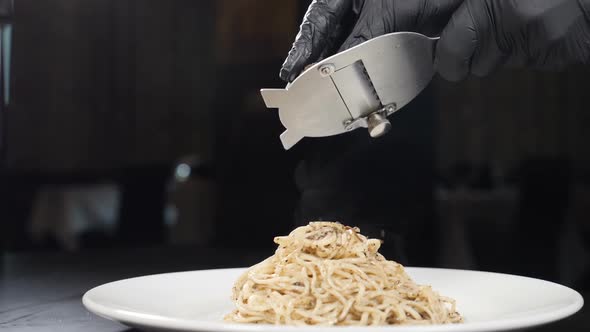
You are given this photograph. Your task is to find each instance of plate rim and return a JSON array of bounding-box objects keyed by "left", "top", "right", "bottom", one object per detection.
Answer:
[{"left": 82, "top": 267, "right": 584, "bottom": 332}]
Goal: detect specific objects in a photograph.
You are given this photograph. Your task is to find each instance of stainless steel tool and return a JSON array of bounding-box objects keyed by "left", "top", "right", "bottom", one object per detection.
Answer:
[{"left": 261, "top": 32, "right": 438, "bottom": 150}]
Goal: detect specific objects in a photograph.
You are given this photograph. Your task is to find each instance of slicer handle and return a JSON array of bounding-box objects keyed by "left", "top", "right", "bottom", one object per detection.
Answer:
[{"left": 367, "top": 113, "right": 391, "bottom": 138}]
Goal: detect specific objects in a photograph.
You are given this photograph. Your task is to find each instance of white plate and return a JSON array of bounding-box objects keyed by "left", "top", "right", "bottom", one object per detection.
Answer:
[{"left": 83, "top": 267, "right": 584, "bottom": 332}]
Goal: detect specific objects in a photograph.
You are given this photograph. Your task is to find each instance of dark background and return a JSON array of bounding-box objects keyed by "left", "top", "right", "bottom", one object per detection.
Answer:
[{"left": 1, "top": 0, "right": 589, "bottom": 331}]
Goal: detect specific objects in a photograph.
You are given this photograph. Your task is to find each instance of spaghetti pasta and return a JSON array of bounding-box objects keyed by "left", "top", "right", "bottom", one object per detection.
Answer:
[{"left": 225, "top": 222, "right": 462, "bottom": 326}]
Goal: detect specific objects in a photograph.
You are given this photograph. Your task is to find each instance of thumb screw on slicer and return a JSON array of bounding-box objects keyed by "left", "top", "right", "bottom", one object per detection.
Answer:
[{"left": 367, "top": 113, "right": 391, "bottom": 138}]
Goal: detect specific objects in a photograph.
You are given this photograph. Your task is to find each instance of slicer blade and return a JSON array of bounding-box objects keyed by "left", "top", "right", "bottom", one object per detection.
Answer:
[{"left": 261, "top": 32, "right": 438, "bottom": 150}]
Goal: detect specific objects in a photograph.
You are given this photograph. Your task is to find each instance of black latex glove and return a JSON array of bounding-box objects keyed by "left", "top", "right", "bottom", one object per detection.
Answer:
[
  {"left": 280, "top": 0, "right": 463, "bottom": 82},
  {"left": 436, "top": 0, "right": 590, "bottom": 81}
]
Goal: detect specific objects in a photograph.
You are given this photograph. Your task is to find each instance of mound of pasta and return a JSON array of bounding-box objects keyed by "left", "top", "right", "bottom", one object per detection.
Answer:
[{"left": 225, "top": 222, "right": 462, "bottom": 326}]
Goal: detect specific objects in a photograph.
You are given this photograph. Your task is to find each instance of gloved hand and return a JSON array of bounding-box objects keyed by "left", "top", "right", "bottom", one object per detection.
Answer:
[
  {"left": 436, "top": 0, "right": 590, "bottom": 81},
  {"left": 280, "top": 0, "right": 463, "bottom": 82}
]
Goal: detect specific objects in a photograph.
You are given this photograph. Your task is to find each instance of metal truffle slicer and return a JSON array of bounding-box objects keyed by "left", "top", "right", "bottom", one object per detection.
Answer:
[{"left": 261, "top": 32, "right": 439, "bottom": 150}]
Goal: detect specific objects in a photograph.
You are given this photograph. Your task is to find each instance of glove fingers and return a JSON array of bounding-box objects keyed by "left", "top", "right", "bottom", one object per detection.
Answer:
[
  {"left": 380, "top": 0, "right": 462, "bottom": 36},
  {"left": 414, "top": 0, "right": 464, "bottom": 36},
  {"left": 280, "top": 0, "right": 353, "bottom": 82},
  {"left": 280, "top": 30, "right": 314, "bottom": 83},
  {"left": 316, "top": 0, "right": 365, "bottom": 60},
  {"left": 338, "top": 0, "right": 389, "bottom": 52},
  {"left": 338, "top": 31, "right": 367, "bottom": 52},
  {"left": 339, "top": 0, "right": 464, "bottom": 53},
  {"left": 434, "top": 2, "right": 478, "bottom": 82},
  {"left": 318, "top": 23, "right": 346, "bottom": 61}
]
